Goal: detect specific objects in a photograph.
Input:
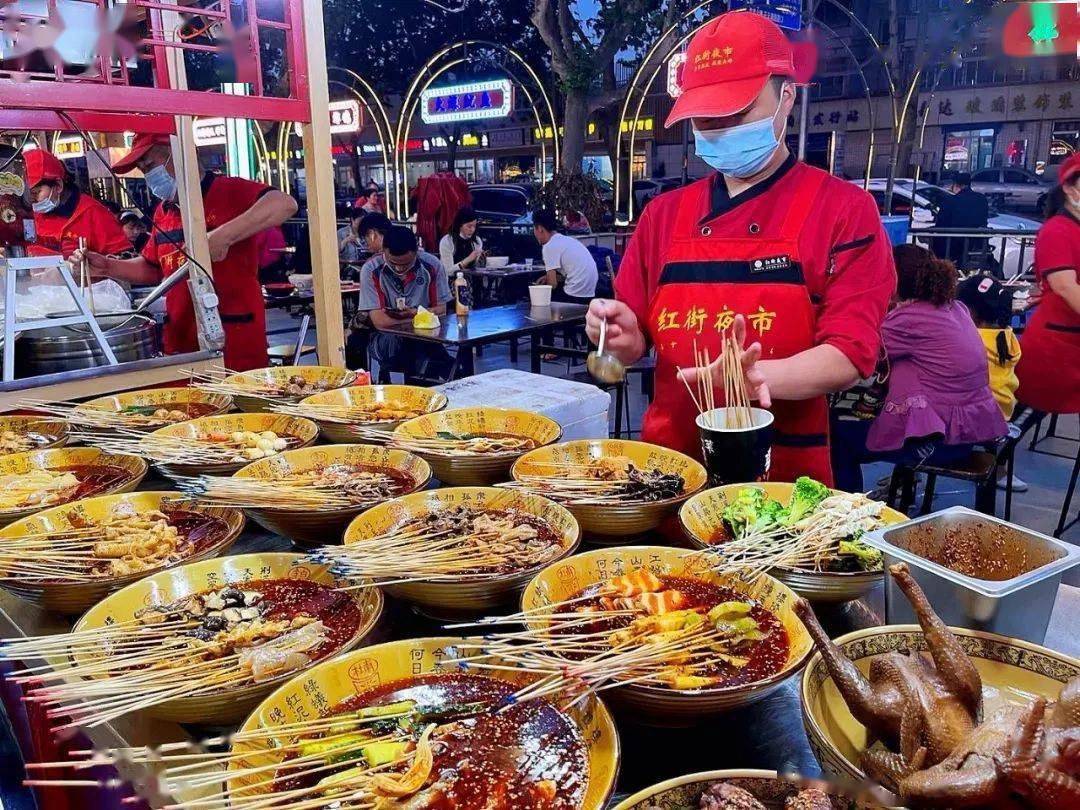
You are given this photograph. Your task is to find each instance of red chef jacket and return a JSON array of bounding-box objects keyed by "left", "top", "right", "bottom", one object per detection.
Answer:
[
  {"left": 28, "top": 189, "right": 131, "bottom": 258},
  {"left": 615, "top": 156, "right": 896, "bottom": 484},
  {"left": 142, "top": 173, "right": 271, "bottom": 371}
]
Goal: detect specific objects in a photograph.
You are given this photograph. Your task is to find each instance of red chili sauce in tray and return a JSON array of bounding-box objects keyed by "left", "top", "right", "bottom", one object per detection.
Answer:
[
  {"left": 245, "top": 578, "right": 364, "bottom": 661},
  {"left": 565, "top": 574, "right": 790, "bottom": 689},
  {"left": 52, "top": 464, "right": 137, "bottom": 500},
  {"left": 275, "top": 672, "right": 589, "bottom": 809}
]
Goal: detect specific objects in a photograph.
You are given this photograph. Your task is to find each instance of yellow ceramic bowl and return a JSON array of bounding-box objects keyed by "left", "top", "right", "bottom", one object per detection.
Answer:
[
  {"left": 612, "top": 769, "right": 880, "bottom": 809},
  {"left": 69, "top": 553, "right": 384, "bottom": 724},
  {"left": 147, "top": 412, "right": 319, "bottom": 481},
  {"left": 394, "top": 407, "right": 562, "bottom": 486},
  {"left": 233, "top": 443, "right": 432, "bottom": 546},
  {"left": 300, "top": 384, "right": 449, "bottom": 444},
  {"left": 521, "top": 546, "right": 814, "bottom": 725},
  {"left": 512, "top": 439, "right": 708, "bottom": 539},
  {"left": 0, "top": 447, "right": 147, "bottom": 527},
  {"left": 77, "top": 387, "right": 232, "bottom": 432},
  {"left": 0, "top": 491, "right": 244, "bottom": 615},
  {"left": 680, "top": 484, "right": 908, "bottom": 603},
  {"left": 345, "top": 486, "right": 580, "bottom": 616},
  {"left": 0, "top": 415, "right": 68, "bottom": 455},
  {"left": 224, "top": 366, "right": 358, "bottom": 412},
  {"left": 229, "top": 637, "right": 619, "bottom": 809},
  {"left": 801, "top": 624, "right": 1080, "bottom": 783}
]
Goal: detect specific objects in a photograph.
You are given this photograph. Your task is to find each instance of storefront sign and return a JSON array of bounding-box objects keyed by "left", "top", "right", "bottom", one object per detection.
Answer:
[
  {"left": 421, "top": 79, "right": 513, "bottom": 125},
  {"left": 667, "top": 53, "right": 687, "bottom": 98},
  {"left": 194, "top": 118, "right": 228, "bottom": 147},
  {"left": 488, "top": 129, "right": 524, "bottom": 148},
  {"left": 54, "top": 136, "right": 85, "bottom": 160},
  {"left": 296, "top": 100, "right": 364, "bottom": 136},
  {"left": 729, "top": 0, "right": 802, "bottom": 31}
]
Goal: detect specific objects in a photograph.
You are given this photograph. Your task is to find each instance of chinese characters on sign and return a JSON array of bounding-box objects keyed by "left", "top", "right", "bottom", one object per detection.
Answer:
[
  {"left": 420, "top": 79, "right": 514, "bottom": 125},
  {"left": 656, "top": 306, "right": 777, "bottom": 337}
]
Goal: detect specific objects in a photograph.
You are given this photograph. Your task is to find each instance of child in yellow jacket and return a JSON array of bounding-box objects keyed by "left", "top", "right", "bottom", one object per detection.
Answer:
[{"left": 958, "top": 274, "right": 1021, "bottom": 419}]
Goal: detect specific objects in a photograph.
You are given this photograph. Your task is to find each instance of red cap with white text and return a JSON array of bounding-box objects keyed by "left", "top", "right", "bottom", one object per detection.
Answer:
[{"left": 665, "top": 11, "right": 817, "bottom": 127}]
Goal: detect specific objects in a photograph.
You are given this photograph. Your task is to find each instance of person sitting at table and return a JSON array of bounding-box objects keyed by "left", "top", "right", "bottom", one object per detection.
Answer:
[
  {"left": 533, "top": 207, "right": 598, "bottom": 305},
  {"left": 439, "top": 206, "right": 484, "bottom": 277},
  {"left": 338, "top": 206, "right": 367, "bottom": 263},
  {"left": 564, "top": 209, "right": 592, "bottom": 235},
  {"left": 354, "top": 226, "right": 454, "bottom": 382},
  {"left": 359, "top": 212, "right": 391, "bottom": 254}
]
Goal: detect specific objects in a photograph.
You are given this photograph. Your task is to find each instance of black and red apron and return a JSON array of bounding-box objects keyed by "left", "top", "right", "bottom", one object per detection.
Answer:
[{"left": 644, "top": 170, "right": 833, "bottom": 485}]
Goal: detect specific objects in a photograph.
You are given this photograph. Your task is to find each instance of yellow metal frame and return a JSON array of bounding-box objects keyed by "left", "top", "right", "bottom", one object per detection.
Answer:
[{"left": 393, "top": 40, "right": 558, "bottom": 217}]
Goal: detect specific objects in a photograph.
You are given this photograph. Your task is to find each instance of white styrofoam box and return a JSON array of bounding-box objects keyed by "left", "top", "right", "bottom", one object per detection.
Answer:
[{"left": 436, "top": 369, "right": 610, "bottom": 441}]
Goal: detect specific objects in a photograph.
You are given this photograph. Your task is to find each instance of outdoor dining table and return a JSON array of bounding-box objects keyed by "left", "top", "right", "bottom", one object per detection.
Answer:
[
  {"left": 461, "top": 263, "right": 540, "bottom": 306},
  {"left": 373, "top": 300, "right": 588, "bottom": 378}
]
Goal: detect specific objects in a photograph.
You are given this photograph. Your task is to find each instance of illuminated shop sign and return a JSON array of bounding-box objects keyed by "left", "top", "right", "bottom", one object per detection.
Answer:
[
  {"left": 194, "top": 118, "right": 227, "bottom": 147},
  {"left": 420, "top": 79, "right": 514, "bottom": 124},
  {"left": 296, "top": 100, "right": 364, "bottom": 136},
  {"left": 54, "top": 136, "right": 85, "bottom": 159}
]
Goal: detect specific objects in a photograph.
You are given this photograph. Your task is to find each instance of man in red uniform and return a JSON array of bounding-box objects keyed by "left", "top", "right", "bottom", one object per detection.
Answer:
[
  {"left": 24, "top": 149, "right": 131, "bottom": 258},
  {"left": 77, "top": 134, "right": 298, "bottom": 371},
  {"left": 586, "top": 13, "right": 896, "bottom": 484}
]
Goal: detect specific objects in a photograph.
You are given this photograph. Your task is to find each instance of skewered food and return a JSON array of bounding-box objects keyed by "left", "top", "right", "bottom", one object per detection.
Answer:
[
  {"left": 0, "top": 576, "right": 366, "bottom": 728},
  {"left": 0, "top": 427, "right": 53, "bottom": 454},
  {"left": 78, "top": 428, "right": 302, "bottom": 467},
  {"left": 453, "top": 566, "right": 790, "bottom": 705},
  {"left": 191, "top": 368, "right": 340, "bottom": 401},
  {"left": 202, "top": 429, "right": 290, "bottom": 461},
  {"left": 0, "top": 501, "right": 230, "bottom": 581},
  {"left": 502, "top": 455, "right": 685, "bottom": 504},
  {"left": 708, "top": 478, "right": 886, "bottom": 577},
  {"left": 21, "top": 399, "right": 222, "bottom": 430},
  {"left": 322, "top": 504, "right": 567, "bottom": 583},
  {"left": 797, "top": 563, "right": 1080, "bottom": 808},
  {"left": 644, "top": 783, "right": 840, "bottom": 810},
  {"left": 377, "top": 430, "right": 539, "bottom": 457},
  {"left": 276, "top": 399, "right": 431, "bottom": 425},
  {"left": 29, "top": 670, "right": 592, "bottom": 810},
  {"left": 184, "top": 462, "right": 417, "bottom": 510},
  {"left": 0, "top": 464, "right": 136, "bottom": 511}
]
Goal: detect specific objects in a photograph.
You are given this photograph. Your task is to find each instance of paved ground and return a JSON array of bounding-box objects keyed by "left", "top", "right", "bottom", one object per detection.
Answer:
[{"left": 268, "top": 306, "right": 1079, "bottom": 581}]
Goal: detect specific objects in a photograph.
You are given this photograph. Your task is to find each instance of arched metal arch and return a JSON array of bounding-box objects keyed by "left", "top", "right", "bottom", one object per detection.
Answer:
[
  {"left": 393, "top": 40, "right": 559, "bottom": 216},
  {"left": 329, "top": 67, "right": 398, "bottom": 219},
  {"left": 398, "top": 57, "right": 554, "bottom": 219}
]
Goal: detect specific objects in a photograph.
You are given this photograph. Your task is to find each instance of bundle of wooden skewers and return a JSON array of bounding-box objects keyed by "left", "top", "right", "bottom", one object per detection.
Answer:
[
  {"left": 17, "top": 400, "right": 172, "bottom": 432},
  {"left": 443, "top": 599, "right": 749, "bottom": 709},
  {"left": 178, "top": 470, "right": 397, "bottom": 511},
  {"left": 498, "top": 460, "right": 685, "bottom": 505},
  {"left": 313, "top": 523, "right": 540, "bottom": 586},
  {"left": 349, "top": 428, "right": 534, "bottom": 456},
  {"left": 22, "top": 708, "right": 427, "bottom": 808},
  {"left": 270, "top": 400, "right": 425, "bottom": 425},
  {"left": 677, "top": 333, "right": 755, "bottom": 430},
  {"left": 75, "top": 428, "right": 299, "bottom": 467},
  {"left": 705, "top": 491, "right": 887, "bottom": 581},
  {"left": 0, "top": 614, "right": 318, "bottom": 729},
  {"left": 187, "top": 366, "right": 282, "bottom": 401},
  {"left": 0, "top": 526, "right": 119, "bottom": 582}
]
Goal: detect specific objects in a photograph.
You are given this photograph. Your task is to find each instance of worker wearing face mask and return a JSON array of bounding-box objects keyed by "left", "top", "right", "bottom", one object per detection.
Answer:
[
  {"left": 585, "top": 12, "right": 895, "bottom": 484},
  {"left": 74, "top": 133, "right": 298, "bottom": 371},
  {"left": 24, "top": 148, "right": 131, "bottom": 258}
]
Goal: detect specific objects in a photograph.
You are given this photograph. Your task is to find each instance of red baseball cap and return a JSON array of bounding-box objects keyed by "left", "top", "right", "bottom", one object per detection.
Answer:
[
  {"left": 112, "top": 133, "right": 171, "bottom": 175},
  {"left": 24, "top": 148, "right": 66, "bottom": 189},
  {"left": 666, "top": 11, "right": 817, "bottom": 127},
  {"left": 1059, "top": 152, "right": 1080, "bottom": 186}
]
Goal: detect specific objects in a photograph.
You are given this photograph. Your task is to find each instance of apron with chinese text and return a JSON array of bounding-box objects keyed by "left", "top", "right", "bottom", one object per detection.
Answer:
[{"left": 645, "top": 171, "right": 833, "bottom": 485}]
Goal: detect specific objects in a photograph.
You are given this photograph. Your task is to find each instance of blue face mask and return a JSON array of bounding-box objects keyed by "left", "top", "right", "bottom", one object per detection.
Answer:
[
  {"left": 31, "top": 191, "right": 58, "bottom": 215},
  {"left": 693, "top": 97, "right": 784, "bottom": 179},
  {"left": 145, "top": 163, "right": 177, "bottom": 201}
]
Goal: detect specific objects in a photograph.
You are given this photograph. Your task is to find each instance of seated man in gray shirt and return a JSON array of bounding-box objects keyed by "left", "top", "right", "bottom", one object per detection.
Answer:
[{"left": 354, "top": 226, "right": 454, "bottom": 381}]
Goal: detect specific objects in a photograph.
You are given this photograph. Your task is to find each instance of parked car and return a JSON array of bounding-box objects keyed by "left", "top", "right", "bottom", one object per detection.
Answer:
[
  {"left": 468, "top": 183, "right": 537, "bottom": 261},
  {"left": 969, "top": 167, "right": 1051, "bottom": 213},
  {"left": 852, "top": 178, "right": 1040, "bottom": 277},
  {"left": 632, "top": 177, "right": 690, "bottom": 210}
]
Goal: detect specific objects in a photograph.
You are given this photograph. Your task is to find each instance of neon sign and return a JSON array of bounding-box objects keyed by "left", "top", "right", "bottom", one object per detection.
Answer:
[{"left": 420, "top": 79, "right": 514, "bottom": 124}]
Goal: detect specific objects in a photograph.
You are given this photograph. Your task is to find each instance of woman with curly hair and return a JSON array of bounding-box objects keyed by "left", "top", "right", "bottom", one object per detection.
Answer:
[{"left": 832, "top": 244, "right": 1006, "bottom": 491}]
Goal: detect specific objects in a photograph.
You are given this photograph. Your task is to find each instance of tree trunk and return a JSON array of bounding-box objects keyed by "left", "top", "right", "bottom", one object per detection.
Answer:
[{"left": 561, "top": 92, "right": 589, "bottom": 173}]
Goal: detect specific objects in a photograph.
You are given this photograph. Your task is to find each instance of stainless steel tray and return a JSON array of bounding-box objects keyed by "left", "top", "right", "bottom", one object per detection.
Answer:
[{"left": 862, "top": 506, "right": 1080, "bottom": 643}]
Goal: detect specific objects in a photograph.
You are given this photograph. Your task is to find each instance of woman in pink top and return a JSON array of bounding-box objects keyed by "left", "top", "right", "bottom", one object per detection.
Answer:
[{"left": 832, "top": 244, "right": 1006, "bottom": 491}]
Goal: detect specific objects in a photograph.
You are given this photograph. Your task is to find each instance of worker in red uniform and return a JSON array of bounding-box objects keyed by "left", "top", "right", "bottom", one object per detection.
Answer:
[
  {"left": 1016, "top": 152, "right": 1080, "bottom": 417},
  {"left": 76, "top": 134, "right": 298, "bottom": 371},
  {"left": 586, "top": 13, "right": 896, "bottom": 484},
  {"left": 24, "top": 149, "right": 131, "bottom": 258}
]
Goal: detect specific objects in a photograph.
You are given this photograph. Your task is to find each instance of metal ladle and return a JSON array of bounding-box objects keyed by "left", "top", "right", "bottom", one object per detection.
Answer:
[{"left": 587, "top": 315, "right": 626, "bottom": 384}]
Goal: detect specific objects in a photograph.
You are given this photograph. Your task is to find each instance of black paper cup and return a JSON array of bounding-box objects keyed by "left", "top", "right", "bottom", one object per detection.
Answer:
[{"left": 696, "top": 407, "right": 775, "bottom": 486}]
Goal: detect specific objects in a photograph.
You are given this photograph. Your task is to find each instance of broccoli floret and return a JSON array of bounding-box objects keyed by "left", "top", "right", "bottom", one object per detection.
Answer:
[
  {"left": 722, "top": 488, "right": 789, "bottom": 537},
  {"left": 837, "top": 539, "right": 883, "bottom": 571},
  {"left": 782, "top": 476, "right": 830, "bottom": 526}
]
